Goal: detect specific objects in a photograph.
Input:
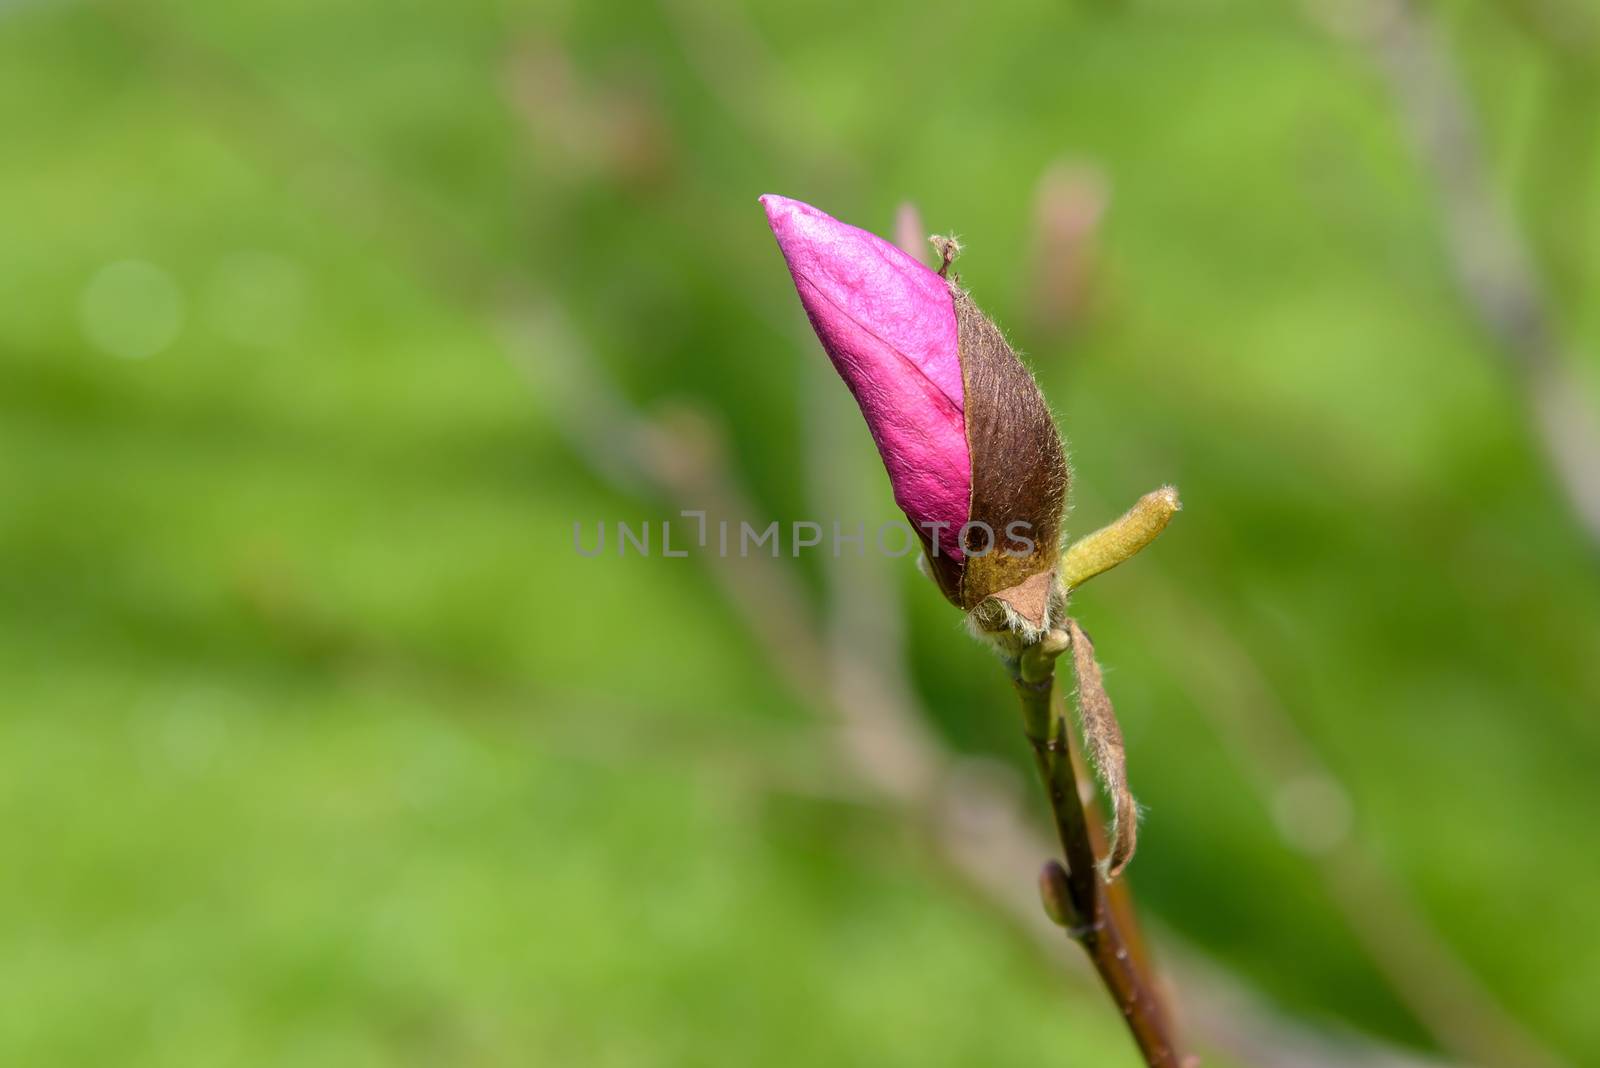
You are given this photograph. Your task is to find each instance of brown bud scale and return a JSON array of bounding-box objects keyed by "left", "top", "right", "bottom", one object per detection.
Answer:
[{"left": 952, "top": 284, "right": 1068, "bottom": 627}]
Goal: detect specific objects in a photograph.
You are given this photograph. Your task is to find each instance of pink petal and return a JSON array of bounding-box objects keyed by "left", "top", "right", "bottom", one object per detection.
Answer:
[{"left": 761, "top": 194, "right": 971, "bottom": 546}]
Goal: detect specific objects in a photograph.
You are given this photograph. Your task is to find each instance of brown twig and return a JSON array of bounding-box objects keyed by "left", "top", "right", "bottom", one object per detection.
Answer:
[{"left": 1012, "top": 658, "right": 1183, "bottom": 1068}]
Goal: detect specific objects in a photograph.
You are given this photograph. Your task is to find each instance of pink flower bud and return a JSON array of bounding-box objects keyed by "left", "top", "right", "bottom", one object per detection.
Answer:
[
  {"left": 762, "top": 195, "right": 1068, "bottom": 631},
  {"left": 761, "top": 195, "right": 970, "bottom": 540}
]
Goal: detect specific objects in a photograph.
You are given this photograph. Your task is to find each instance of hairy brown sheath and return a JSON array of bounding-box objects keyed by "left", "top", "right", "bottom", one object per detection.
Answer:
[
  {"left": 1067, "top": 618, "right": 1138, "bottom": 879},
  {"left": 915, "top": 283, "right": 1068, "bottom": 630},
  {"left": 954, "top": 285, "right": 1068, "bottom": 625}
]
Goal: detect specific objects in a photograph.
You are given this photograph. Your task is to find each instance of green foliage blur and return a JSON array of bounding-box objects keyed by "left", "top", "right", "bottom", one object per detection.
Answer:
[{"left": 4, "top": 0, "right": 1599, "bottom": 1065}]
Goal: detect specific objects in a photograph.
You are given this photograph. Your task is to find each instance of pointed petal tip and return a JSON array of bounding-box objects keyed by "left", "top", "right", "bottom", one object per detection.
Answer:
[{"left": 759, "top": 193, "right": 813, "bottom": 235}]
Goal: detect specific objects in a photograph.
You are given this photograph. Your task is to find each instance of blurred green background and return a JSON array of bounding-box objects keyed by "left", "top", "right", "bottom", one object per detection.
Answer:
[{"left": 4, "top": 0, "right": 1600, "bottom": 1065}]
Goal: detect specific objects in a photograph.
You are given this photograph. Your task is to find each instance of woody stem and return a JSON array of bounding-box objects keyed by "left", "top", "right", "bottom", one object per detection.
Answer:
[{"left": 1011, "top": 658, "right": 1184, "bottom": 1068}]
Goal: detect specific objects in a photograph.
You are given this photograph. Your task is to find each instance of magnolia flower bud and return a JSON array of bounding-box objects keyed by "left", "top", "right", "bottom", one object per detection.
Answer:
[{"left": 761, "top": 194, "right": 1068, "bottom": 631}]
